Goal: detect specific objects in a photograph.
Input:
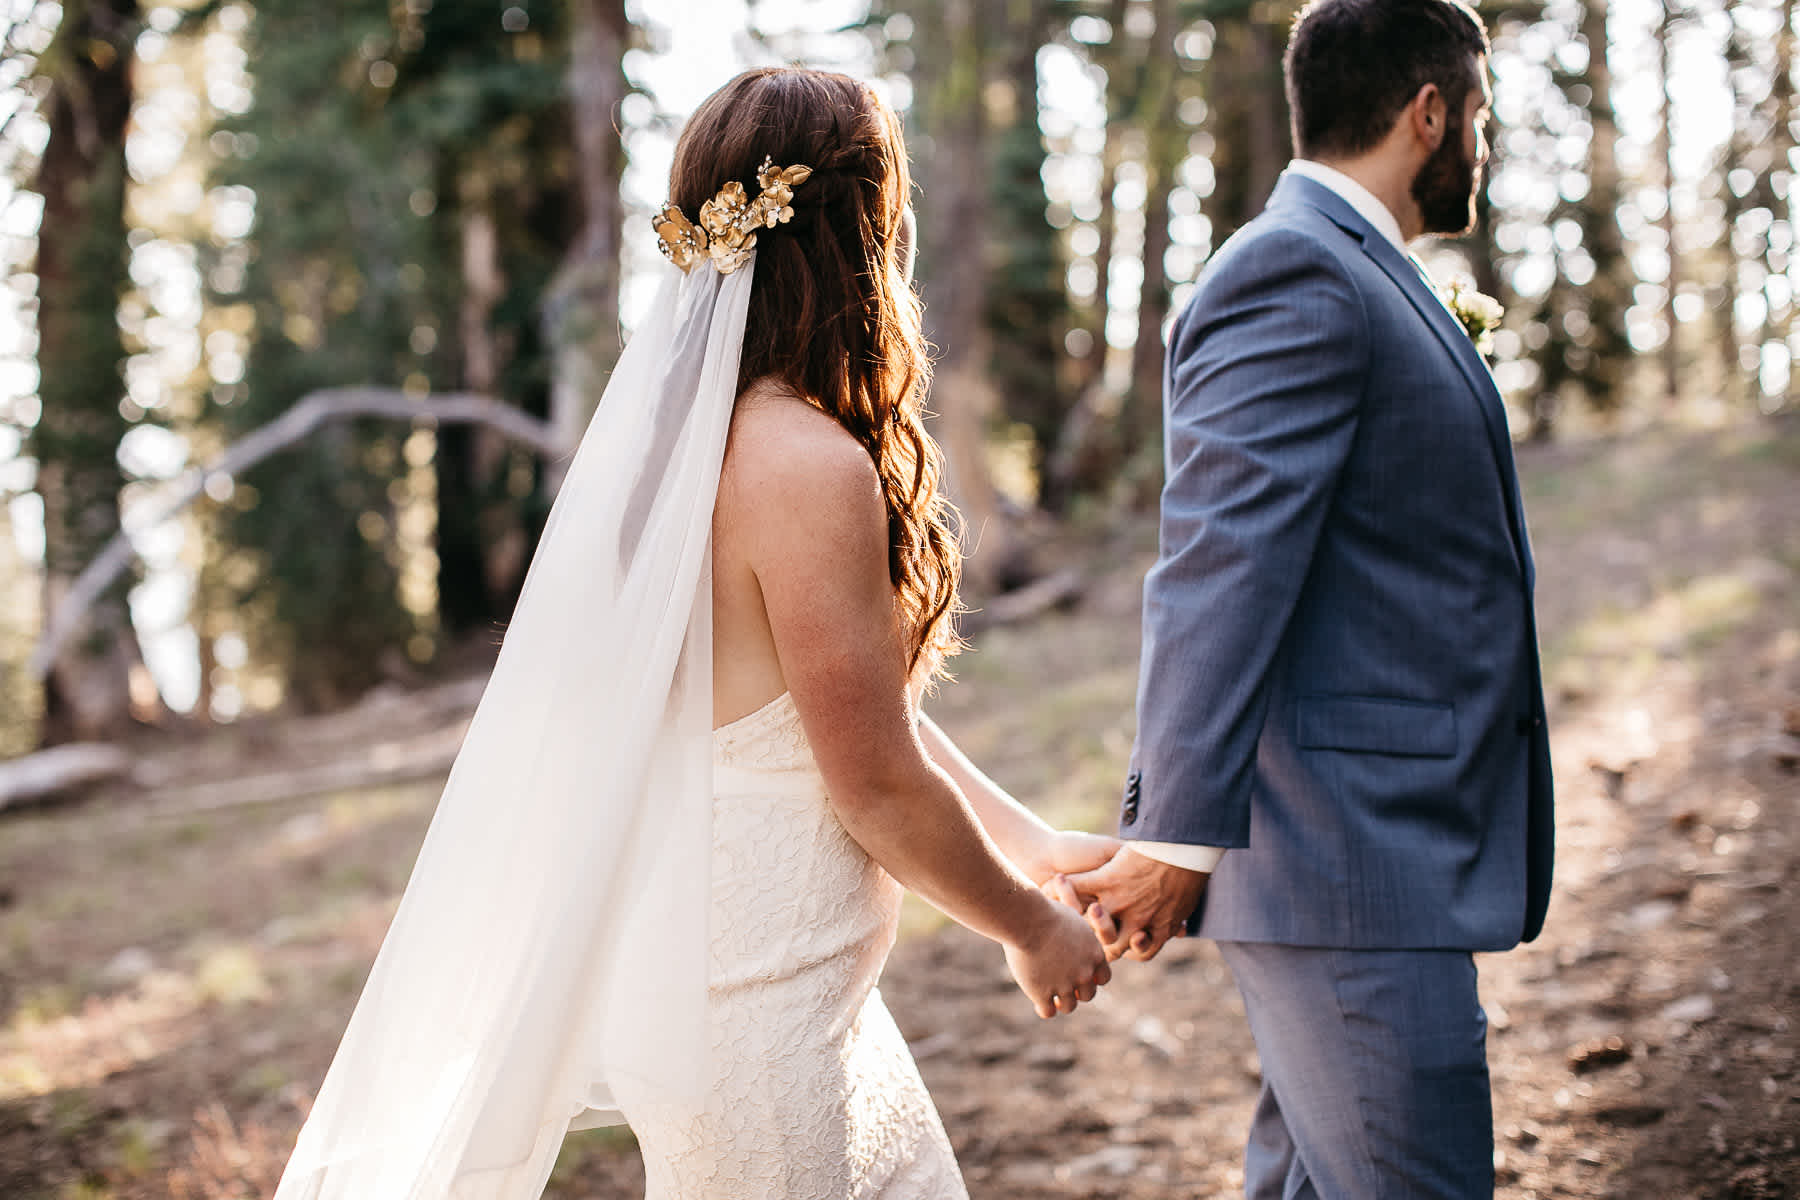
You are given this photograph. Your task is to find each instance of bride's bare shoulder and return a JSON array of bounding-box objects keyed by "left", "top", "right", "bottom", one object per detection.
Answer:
[{"left": 720, "top": 380, "right": 880, "bottom": 519}]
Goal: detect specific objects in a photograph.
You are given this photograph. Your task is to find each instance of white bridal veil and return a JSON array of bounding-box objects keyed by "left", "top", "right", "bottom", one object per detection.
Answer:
[{"left": 274, "top": 259, "right": 753, "bottom": 1199}]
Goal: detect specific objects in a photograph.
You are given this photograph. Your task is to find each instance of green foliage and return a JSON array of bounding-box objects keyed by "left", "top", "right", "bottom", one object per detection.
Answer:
[
  {"left": 877, "top": 0, "right": 1075, "bottom": 496},
  {"left": 986, "top": 67, "right": 1073, "bottom": 467},
  {"left": 31, "top": 149, "right": 132, "bottom": 580},
  {"left": 211, "top": 0, "right": 575, "bottom": 705}
]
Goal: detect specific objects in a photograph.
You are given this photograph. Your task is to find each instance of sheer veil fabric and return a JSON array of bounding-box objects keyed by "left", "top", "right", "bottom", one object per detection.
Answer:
[{"left": 274, "top": 260, "right": 754, "bottom": 1199}]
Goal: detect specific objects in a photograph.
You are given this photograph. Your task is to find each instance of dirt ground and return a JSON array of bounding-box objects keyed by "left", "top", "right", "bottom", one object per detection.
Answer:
[{"left": 2, "top": 417, "right": 1796, "bottom": 1199}]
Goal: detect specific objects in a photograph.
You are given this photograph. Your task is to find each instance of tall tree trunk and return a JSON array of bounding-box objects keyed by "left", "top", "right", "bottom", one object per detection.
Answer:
[
  {"left": 1126, "top": 0, "right": 1181, "bottom": 468},
  {"left": 986, "top": 0, "right": 1068, "bottom": 494},
  {"left": 1657, "top": 0, "right": 1682, "bottom": 402},
  {"left": 1081, "top": 0, "right": 1132, "bottom": 406},
  {"left": 1085, "top": 129, "right": 1121, "bottom": 398},
  {"left": 544, "top": 0, "right": 628, "bottom": 483},
  {"left": 1040, "top": 0, "right": 1130, "bottom": 508},
  {"left": 912, "top": 0, "right": 1015, "bottom": 591},
  {"left": 1766, "top": 0, "right": 1797, "bottom": 401},
  {"left": 438, "top": 168, "right": 524, "bottom": 635},
  {"left": 1719, "top": 7, "right": 1749, "bottom": 409},
  {"left": 1576, "top": 0, "right": 1631, "bottom": 415},
  {"left": 1243, "top": 16, "right": 1285, "bottom": 216},
  {"left": 1202, "top": 6, "right": 1277, "bottom": 247},
  {"left": 30, "top": 0, "right": 150, "bottom": 745}
]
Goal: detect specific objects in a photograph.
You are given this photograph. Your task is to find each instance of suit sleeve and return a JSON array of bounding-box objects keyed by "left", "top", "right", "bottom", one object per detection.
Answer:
[{"left": 1127, "top": 228, "right": 1370, "bottom": 846}]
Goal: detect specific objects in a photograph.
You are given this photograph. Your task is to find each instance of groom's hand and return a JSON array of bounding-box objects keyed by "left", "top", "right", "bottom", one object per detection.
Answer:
[{"left": 1066, "top": 847, "right": 1208, "bottom": 962}]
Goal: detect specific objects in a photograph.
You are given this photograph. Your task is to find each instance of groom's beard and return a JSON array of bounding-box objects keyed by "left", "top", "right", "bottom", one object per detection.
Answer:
[{"left": 1412, "top": 127, "right": 1480, "bottom": 237}]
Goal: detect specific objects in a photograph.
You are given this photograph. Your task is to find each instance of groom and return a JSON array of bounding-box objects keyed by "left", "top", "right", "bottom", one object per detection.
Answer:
[{"left": 1069, "top": 0, "right": 1554, "bottom": 1194}]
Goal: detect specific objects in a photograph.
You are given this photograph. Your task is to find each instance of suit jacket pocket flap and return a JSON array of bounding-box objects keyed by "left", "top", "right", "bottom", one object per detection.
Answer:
[{"left": 1295, "top": 695, "right": 1457, "bottom": 758}]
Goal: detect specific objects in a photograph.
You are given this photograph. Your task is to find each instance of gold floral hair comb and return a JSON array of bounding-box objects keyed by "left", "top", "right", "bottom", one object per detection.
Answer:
[{"left": 653, "top": 156, "right": 815, "bottom": 276}]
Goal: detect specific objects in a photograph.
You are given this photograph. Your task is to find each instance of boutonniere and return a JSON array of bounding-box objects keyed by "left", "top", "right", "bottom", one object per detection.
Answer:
[{"left": 1440, "top": 278, "right": 1504, "bottom": 356}]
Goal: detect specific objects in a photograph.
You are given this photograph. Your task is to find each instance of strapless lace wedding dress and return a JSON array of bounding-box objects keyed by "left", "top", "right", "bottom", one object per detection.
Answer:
[{"left": 606, "top": 691, "right": 969, "bottom": 1200}]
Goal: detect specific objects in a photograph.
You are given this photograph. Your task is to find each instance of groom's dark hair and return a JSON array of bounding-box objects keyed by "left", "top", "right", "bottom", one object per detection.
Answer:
[{"left": 1284, "top": 0, "right": 1490, "bottom": 160}]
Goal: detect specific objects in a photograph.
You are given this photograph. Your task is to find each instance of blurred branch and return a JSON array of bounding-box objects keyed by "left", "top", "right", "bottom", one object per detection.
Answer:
[
  {"left": 0, "top": 741, "right": 132, "bottom": 807},
  {"left": 29, "top": 388, "right": 559, "bottom": 679},
  {"left": 959, "top": 567, "right": 1085, "bottom": 635}
]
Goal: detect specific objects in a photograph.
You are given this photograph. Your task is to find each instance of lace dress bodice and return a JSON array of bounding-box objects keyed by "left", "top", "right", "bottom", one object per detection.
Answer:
[
  {"left": 604, "top": 692, "right": 968, "bottom": 1200},
  {"left": 708, "top": 692, "right": 899, "bottom": 1004}
]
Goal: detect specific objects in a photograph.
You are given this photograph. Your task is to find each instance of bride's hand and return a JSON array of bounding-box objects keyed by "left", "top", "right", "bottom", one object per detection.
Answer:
[
  {"left": 1022, "top": 828, "right": 1121, "bottom": 886},
  {"left": 1042, "top": 870, "right": 1122, "bottom": 949},
  {"left": 1004, "top": 893, "right": 1113, "bottom": 1020}
]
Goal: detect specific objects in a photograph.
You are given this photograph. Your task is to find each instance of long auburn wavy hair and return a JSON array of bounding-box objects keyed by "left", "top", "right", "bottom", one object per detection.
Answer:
[{"left": 669, "top": 68, "right": 962, "bottom": 676}]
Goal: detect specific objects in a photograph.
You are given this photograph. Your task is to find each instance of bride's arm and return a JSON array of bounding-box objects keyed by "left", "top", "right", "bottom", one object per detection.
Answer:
[
  {"left": 915, "top": 715, "right": 1118, "bottom": 885},
  {"left": 723, "top": 402, "right": 1109, "bottom": 1017}
]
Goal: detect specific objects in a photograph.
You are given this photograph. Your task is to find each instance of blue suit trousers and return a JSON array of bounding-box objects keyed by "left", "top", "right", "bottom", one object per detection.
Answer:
[{"left": 1217, "top": 942, "right": 1494, "bottom": 1199}]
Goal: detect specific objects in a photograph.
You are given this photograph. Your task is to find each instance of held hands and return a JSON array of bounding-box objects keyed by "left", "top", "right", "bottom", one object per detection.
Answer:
[
  {"left": 1062, "top": 846, "right": 1209, "bottom": 963},
  {"left": 999, "top": 828, "right": 1212, "bottom": 1015},
  {"left": 1002, "top": 827, "right": 1120, "bottom": 1019},
  {"left": 1004, "top": 893, "right": 1113, "bottom": 1019}
]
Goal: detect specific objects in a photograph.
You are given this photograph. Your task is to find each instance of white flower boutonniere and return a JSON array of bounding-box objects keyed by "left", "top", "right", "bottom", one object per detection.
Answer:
[{"left": 1440, "top": 279, "right": 1504, "bottom": 356}]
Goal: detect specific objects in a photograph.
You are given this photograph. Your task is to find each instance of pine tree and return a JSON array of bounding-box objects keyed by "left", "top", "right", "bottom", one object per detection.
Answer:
[
  {"left": 884, "top": 0, "right": 1021, "bottom": 588},
  {"left": 30, "top": 0, "right": 148, "bottom": 743},
  {"left": 1123, "top": 0, "right": 1185, "bottom": 462},
  {"left": 986, "top": 0, "right": 1073, "bottom": 497},
  {"left": 1656, "top": 0, "right": 1684, "bottom": 402},
  {"left": 544, "top": 0, "right": 630, "bottom": 479},
  {"left": 1548, "top": 0, "right": 1648, "bottom": 426},
  {"left": 213, "top": 0, "right": 573, "bottom": 708},
  {"left": 1571, "top": 0, "right": 1632, "bottom": 418},
  {"left": 1195, "top": 0, "right": 1287, "bottom": 248},
  {"left": 1724, "top": 0, "right": 1797, "bottom": 408}
]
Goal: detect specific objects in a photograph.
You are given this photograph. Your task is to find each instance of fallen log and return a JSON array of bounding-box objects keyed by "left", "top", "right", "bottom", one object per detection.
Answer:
[
  {"left": 0, "top": 743, "right": 134, "bottom": 811},
  {"left": 142, "top": 720, "right": 470, "bottom": 815}
]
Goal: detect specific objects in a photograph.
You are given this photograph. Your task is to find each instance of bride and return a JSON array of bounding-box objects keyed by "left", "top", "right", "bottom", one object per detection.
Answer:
[{"left": 273, "top": 66, "right": 1117, "bottom": 1200}]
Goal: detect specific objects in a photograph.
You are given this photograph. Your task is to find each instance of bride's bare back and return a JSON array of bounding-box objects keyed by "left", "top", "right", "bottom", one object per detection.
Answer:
[
  {"left": 711, "top": 382, "right": 820, "bottom": 725},
  {"left": 710, "top": 379, "right": 907, "bottom": 730}
]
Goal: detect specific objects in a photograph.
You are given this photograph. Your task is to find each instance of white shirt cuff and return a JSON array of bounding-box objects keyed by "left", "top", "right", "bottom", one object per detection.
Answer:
[{"left": 1127, "top": 840, "right": 1226, "bottom": 874}]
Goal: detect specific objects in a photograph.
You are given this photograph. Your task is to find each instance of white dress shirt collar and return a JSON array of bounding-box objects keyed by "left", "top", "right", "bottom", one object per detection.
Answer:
[{"left": 1284, "top": 159, "right": 1410, "bottom": 255}]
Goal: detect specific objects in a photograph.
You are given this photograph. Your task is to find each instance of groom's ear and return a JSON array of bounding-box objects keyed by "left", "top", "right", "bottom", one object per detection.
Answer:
[{"left": 1406, "top": 83, "right": 1449, "bottom": 152}]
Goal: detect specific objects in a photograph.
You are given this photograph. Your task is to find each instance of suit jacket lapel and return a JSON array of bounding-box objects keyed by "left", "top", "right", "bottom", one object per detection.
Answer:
[
  {"left": 1268, "top": 175, "right": 1534, "bottom": 582},
  {"left": 1361, "top": 236, "right": 1531, "bottom": 579}
]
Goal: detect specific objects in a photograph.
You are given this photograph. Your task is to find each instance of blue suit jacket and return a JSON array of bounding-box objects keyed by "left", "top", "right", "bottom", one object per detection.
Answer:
[{"left": 1124, "top": 172, "right": 1554, "bottom": 951}]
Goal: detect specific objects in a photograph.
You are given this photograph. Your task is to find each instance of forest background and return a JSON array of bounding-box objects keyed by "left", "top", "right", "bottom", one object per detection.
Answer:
[
  {"left": 0, "top": 1, "right": 1797, "bottom": 1198},
  {"left": 3, "top": 0, "right": 1791, "bottom": 747}
]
